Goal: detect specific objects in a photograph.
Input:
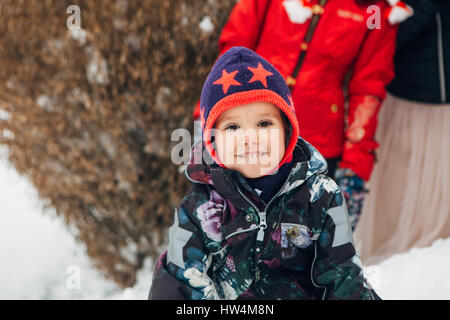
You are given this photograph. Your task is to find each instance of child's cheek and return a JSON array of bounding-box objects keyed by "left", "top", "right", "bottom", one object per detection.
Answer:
[
  {"left": 271, "top": 127, "right": 286, "bottom": 159},
  {"left": 215, "top": 132, "right": 236, "bottom": 166},
  {"left": 212, "top": 131, "right": 225, "bottom": 163}
]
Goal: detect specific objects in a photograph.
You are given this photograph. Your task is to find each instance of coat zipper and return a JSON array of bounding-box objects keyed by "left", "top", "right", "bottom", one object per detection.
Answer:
[
  {"left": 311, "top": 240, "right": 327, "bottom": 300},
  {"left": 437, "top": 12, "right": 446, "bottom": 103},
  {"left": 233, "top": 166, "right": 295, "bottom": 251},
  {"left": 233, "top": 167, "right": 295, "bottom": 290},
  {"left": 225, "top": 225, "right": 259, "bottom": 240}
]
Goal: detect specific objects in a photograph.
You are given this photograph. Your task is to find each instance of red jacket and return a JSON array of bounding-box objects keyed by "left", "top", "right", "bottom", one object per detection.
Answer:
[{"left": 194, "top": 0, "right": 399, "bottom": 180}]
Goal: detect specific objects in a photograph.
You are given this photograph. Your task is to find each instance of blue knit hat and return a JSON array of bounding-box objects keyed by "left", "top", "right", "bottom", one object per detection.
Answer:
[{"left": 199, "top": 46, "right": 300, "bottom": 170}]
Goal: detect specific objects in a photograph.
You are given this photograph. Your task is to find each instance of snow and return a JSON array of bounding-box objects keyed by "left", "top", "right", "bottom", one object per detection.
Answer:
[
  {"left": 0, "top": 109, "right": 11, "bottom": 121},
  {"left": 36, "top": 95, "right": 54, "bottom": 112},
  {"left": 69, "top": 28, "right": 88, "bottom": 46},
  {"left": 0, "top": 144, "right": 449, "bottom": 299},
  {"left": 199, "top": 16, "right": 214, "bottom": 34},
  {"left": 86, "top": 49, "right": 109, "bottom": 85},
  {"left": 0, "top": 146, "right": 152, "bottom": 299},
  {"left": 1, "top": 129, "right": 14, "bottom": 140},
  {"left": 365, "top": 238, "right": 450, "bottom": 300}
]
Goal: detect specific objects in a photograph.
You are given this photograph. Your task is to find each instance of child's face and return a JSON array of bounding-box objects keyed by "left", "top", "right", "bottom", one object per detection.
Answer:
[{"left": 213, "top": 102, "right": 286, "bottom": 178}]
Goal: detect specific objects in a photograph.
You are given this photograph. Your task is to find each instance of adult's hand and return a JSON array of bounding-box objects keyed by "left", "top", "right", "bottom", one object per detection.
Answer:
[{"left": 334, "top": 168, "right": 368, "bottom": 231}]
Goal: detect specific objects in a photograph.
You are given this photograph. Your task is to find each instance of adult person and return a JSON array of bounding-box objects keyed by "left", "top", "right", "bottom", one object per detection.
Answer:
[
  {"left": 193, "top": 0, "right": 412, "bottom": 229},
  {"left": 354, "top": 0, "right": 450, "bottom": 265}
]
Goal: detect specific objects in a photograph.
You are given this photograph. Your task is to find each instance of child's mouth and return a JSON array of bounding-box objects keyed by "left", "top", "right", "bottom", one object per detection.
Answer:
[{"left": 236, "top": 152, "right": 268, "bottom": 158}]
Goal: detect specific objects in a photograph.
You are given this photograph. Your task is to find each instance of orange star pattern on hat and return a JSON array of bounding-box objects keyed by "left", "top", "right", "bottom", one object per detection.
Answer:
[
  {"left": 247, "top": 62, "right": 273, "bottom": 88},
  {"left": 213, "top": 69, "right": 242, "bottom": 94}
]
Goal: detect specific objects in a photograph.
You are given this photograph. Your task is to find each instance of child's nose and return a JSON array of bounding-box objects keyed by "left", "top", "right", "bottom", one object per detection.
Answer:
[{"left": 244, "top": 130, "right": 258, "bottom": 145}]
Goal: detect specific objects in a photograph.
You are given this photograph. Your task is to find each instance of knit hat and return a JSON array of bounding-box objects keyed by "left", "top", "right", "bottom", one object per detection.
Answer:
[{"left": 199, "top": 46, "right": 300, "bottom": 172}]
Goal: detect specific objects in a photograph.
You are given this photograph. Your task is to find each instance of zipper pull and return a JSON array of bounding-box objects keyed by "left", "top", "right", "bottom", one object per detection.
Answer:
[
  {"left": 257, "top": 226, "right": 265, "bottom": 242},
  {"left": 257, "top": 210, "right": 267, "bottom": 242}
]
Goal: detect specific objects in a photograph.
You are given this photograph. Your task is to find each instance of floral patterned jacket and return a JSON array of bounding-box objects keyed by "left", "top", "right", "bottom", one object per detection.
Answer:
[{"left": 148, "top": 137, "right": 379, "bottom": 300}]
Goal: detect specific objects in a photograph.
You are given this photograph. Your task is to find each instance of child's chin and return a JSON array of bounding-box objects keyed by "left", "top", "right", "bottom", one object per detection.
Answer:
[{"left": 236, "top": 164, "right": 277, "bottom": 178}]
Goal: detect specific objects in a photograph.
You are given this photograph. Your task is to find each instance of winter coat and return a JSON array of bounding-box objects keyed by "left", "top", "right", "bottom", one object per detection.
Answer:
[
  {"left": 194, "top": 0, "right": 399, "bottom": 181},
  {"left": 148, "top": 136, "right": 379, "bottom": 300},
  {"left": 388, "top": 0, "right": 450, "bottom": 104}
]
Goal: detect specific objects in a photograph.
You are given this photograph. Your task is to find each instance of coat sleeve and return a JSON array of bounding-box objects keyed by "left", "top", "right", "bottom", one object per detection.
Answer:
[
  {"left": 148, "top": 203, "right": 220, "bottom": 300},
  {"left": 340, "top": 14, "right": 399, "bottom": 181},
  {"left": 311, "top": 183, "right": 380, "bottom": 300},
  {"left": 218, "top": 0, "right": 271, "bottom": 54}
]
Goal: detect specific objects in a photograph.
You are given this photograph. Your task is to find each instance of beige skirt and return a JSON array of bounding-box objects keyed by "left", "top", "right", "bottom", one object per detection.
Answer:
[{"left": 354, "top": 93, "right": 450, "bottom": 266}]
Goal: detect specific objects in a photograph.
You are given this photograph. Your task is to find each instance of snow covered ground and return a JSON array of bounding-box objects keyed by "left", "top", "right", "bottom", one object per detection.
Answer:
[
  {"left": 0, "top": 146, "right": 449, "bottom": 300},
  {"left": 0, "top": 147, "right": 152, "bottom": 299},
  {"left": 364, "top": 238, "right": 450, "bottom": 299}
]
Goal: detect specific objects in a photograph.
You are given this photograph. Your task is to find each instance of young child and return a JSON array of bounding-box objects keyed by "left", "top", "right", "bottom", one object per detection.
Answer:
[{"left": 148, "top": 47, "right": 379, "bottom": 300}]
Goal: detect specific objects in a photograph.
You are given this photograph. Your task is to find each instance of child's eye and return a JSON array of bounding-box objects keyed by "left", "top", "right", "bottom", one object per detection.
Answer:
[
  {"left": 258, "top": 121, "right": 272, "bottom": 128},
  {"left": 225, "top": 124, "right": 239, "bottom": 131}
]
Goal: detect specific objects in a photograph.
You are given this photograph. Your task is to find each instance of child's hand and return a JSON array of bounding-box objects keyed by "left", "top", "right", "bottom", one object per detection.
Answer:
[{"left": 334, "top": 168, "right": 368, "bottom": 231}]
